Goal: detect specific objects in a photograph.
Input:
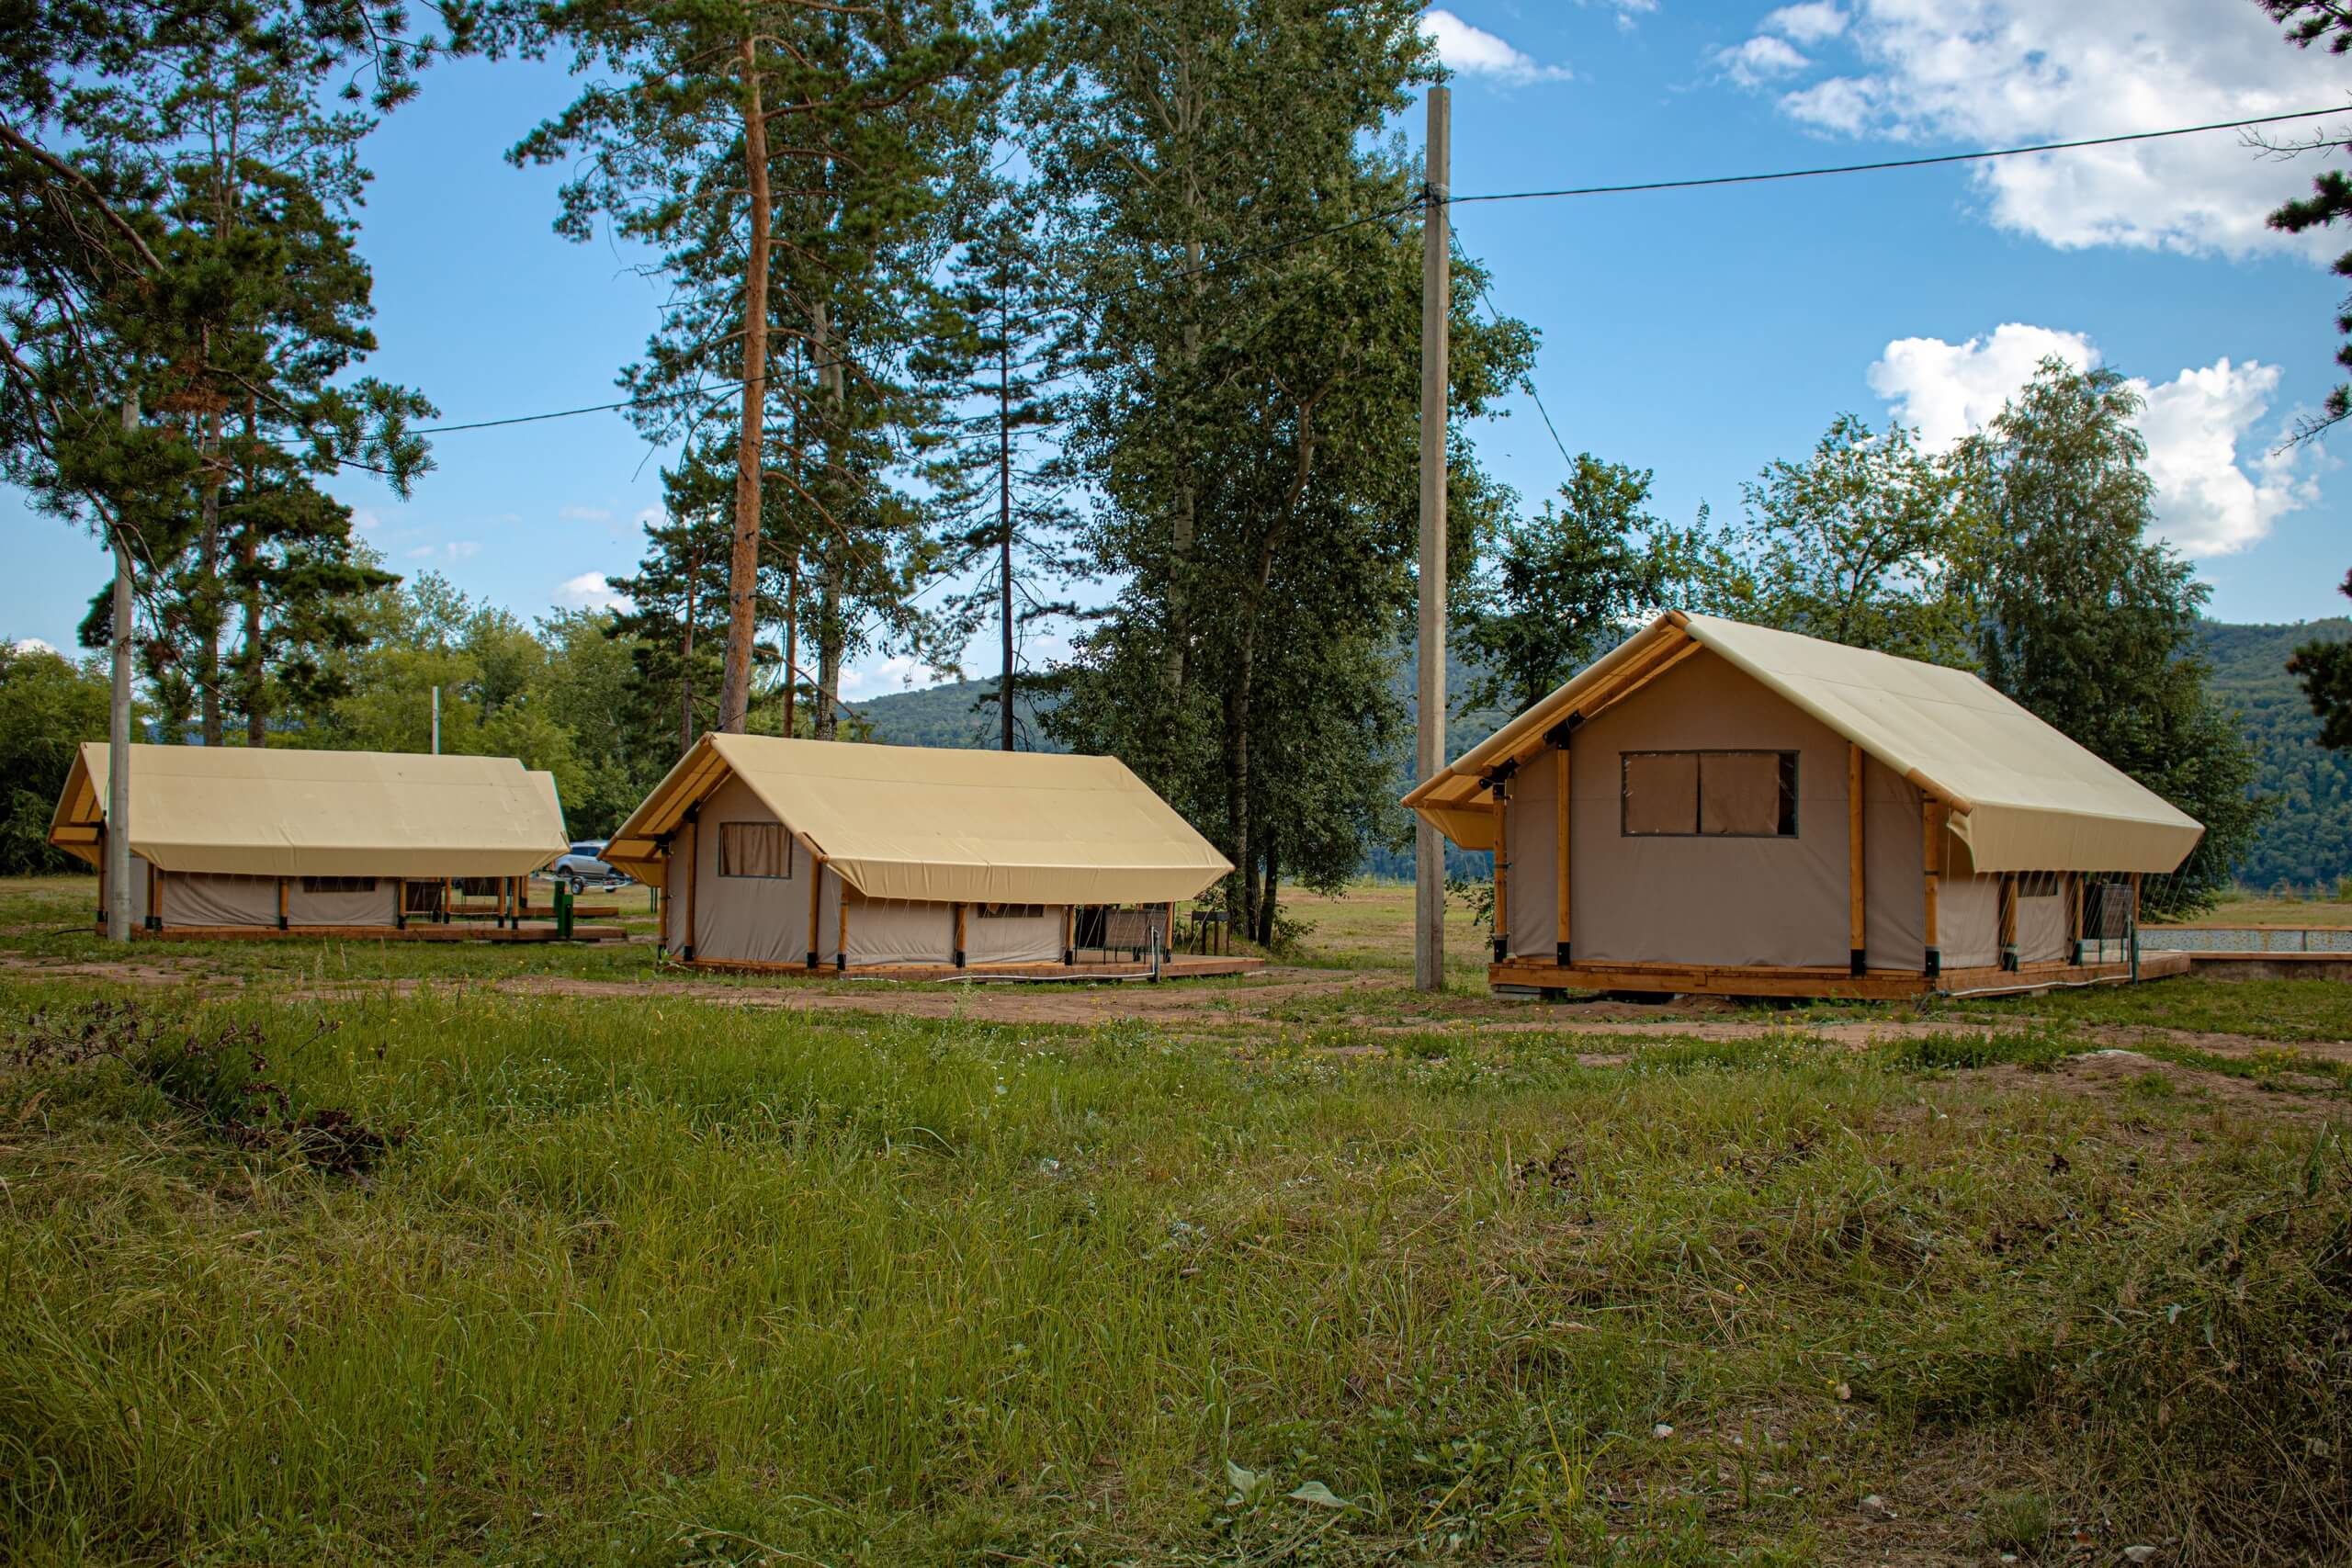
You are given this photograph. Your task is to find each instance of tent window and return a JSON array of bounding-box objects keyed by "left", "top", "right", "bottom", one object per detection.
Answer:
[
  {"left": 1623, "top": 750, "right": 1798, "bottom": 838},
  {"left": 718, "top": 822, "right": 792, "bottom": 878},
  {"left": 300, "top": 875, "right": 376, "bottom": 894},
  {"left": 976, "top": 903, "right": 1046, "bottom": 919}
]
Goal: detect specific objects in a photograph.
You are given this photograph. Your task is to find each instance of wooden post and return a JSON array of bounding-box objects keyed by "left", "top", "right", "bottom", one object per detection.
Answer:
[
  {"left": 1998, "top": 873, "right": 2018, "bottom": 971},
  {"left": 1555, "top": 744, "right": 1571, "bottom": 967},
  {"left": 2069, "top": 872, "right": 2085, "bottom": 964},
  {"left": 683, "top": 818, "right": 698, "bottom": 959},
  {"left": 2129, "top": 872, "right": 2143, "bottom": 983},
  {"left": 1490, "top": 784, "right": 1510, "bottom": 964},
  {"left": 807, "top": 856, "right": 824, "bottom": 969},
  {"left": 1062, "top": 905, "right": 1076, "bottom": 966},
  {"left": 145, "top": 860, "right": 158, "bottom": 931},
  {"left": 955, "top": 902, "right": 967, "bottom": 968},
  {"left": 277, "top": 877, "right": 288, "bottom": 931},
  {"left": 1921, "top": 797, "right": 1942, "bottom": 981},
  {"left": 440, "top": 875, "right": 451, "bottom": 925},
  {"left": 1847, "top": 743, "right": 1867, "bottom": 977},
  {"left": 835, "top": 887, "right": 849, "bottom": 973},
  {"left": 1413, "top": 84, "right": 1451, "bottom": 995}
]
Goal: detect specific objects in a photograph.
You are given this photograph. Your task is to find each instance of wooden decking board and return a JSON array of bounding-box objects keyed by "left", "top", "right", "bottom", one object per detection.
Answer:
[{"left": 679, "top": 954, "right": 1264, "bottom": 983}]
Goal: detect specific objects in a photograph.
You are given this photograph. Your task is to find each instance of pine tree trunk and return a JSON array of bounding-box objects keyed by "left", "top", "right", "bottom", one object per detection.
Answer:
[
  {"left": 239, "top": 397, "right": 266, "bottom": 749},
  {"left": 717, "top": 35, "right": 771, "bottom": 735},
  {"left": 1257, "top": 843, "right": 1277, "bottom": 948},
  {"left": 198, "top": 404, "right": 222, "bottom": 746},
  {"left": 817, "top": 560, "right": 842, "bottom": 740},
  {"left": 1000, "top": 276, "right": 1015, "bottom": 751},
  {"left": 680, "top": 540, "right": 698, "bottom": 757}
]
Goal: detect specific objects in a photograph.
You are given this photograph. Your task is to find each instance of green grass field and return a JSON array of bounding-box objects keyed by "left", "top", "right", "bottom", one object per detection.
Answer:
[{"left": 1, "top": 875, "right": 2347, "bottom": 1566}]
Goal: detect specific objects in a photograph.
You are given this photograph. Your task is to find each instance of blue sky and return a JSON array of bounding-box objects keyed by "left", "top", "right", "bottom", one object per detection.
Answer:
[{"left": 8, "top": 0, "right": 2352, "bottom": 691}]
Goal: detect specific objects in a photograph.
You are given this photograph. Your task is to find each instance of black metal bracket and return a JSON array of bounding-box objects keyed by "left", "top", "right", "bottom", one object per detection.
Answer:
[
  {"left": 954, "top": 949, "right": 966, "bottom": 969},
  {"left": 1492, "top": 937, "right": 1509, "bottom": 964},
  {"left": 1485, "top": 757, "right": 1519, "bottom": 788},
  {"left": 1925, "top": 947, "right": 1941, "bottom": 979},
  {"left": 1556, "top": 942, "right": 1571, "bottom": 966},
  {"left": 1543, "top": 712, "right": 1584, "bottom": 750},
  {"left": 1849, "top": 948, "right": 1866, "bottom": 978}
]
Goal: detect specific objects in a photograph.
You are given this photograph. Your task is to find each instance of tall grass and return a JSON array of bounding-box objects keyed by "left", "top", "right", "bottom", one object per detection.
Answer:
[{"left": 0, "top": 979, "right": 2344, "bottom": 1565}]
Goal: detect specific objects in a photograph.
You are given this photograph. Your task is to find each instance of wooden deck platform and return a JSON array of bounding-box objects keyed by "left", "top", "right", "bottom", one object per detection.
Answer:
[
  {"left": 1490, "top": 952, "right": 2182, "bottom": 1000},
  {"left": 123, "top": 921, "right": 628, "bottom": 943},
  {"left": 679, "top": 953, "right": 1265, "bottom": 983}
]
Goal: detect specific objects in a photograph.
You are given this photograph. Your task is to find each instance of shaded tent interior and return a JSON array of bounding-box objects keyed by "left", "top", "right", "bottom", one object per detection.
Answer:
[
  {"left": 49, "top": 743, "right": 570, "bottom": 932},
  {"left": 603, "top": 735, "right": 1234, "bottom": 973},
  {"left": 1405, "top": 612, "right": 2205, "bottom": 998}
]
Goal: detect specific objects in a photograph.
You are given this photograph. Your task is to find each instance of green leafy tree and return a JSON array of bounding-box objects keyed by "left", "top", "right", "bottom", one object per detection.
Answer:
[
  {"left": 1457, "top": 455, "right": 1675, "bottom": 716},
  {"left": 1039, "top": 0, "right": 1535, "bottom": 935},
  {"left": 0, "top": 642, "right": 113, "bottom": 874},
  {"left": 1664, "top": 414, "right": 1975, "bottom": 664},
  {"left": 2288, "top": 572, "right": 2352, "bottom": 750},
  {"left": 503, "top": 0, "right": 1000, "bottom": 737},
  {"left": 1953, "top": 358, "right": 2267, "bottom": 913}
]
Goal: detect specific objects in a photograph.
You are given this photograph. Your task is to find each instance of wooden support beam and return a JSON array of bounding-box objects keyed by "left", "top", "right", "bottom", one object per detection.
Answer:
[
  {"left": 1490, "top": 783, "right": 1510, "bottom": 964},
  {"left": 277, "top": 877, "right": 288, "bottom": 931},
  {"left": 146, "top": 860, "right": 159, "bottom": 931},
  {"left": 955, "top": 901, "right": 967, "bottom": 968},
  {"left": 683, "top": 818, "right": 699, "bottom": 959},
  {"left": 807, "top": 857, "right": 825, "bottom": 969},
  {"left": 1062, "top": 905, "right": 1076, "bottom": 966},
  {"left": 1847, "top": 743, "right": 1867, "bottom": 976},
  {"left": 2069, "top": 872, "right": 2085, "bottom": 963},
  {"left": 1999, "top": 873, "right": 2018, "bottom": 971},
  {"left": 836, "top": 887, "right": 849, "bottom": 973},
  {"left": 1922, "top": 796, "right": 1942, "bottom": 980},
  {"left": 1555, "top": 742, "right": 1572, "bottom": 966}
]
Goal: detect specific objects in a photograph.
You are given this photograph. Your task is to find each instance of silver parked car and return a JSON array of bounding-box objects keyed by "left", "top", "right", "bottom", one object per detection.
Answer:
[{"left": 549, "top": 840, "right": 625, "bottom": 892}]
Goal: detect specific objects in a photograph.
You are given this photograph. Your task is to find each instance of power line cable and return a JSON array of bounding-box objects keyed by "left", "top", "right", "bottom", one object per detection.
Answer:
[
  {"left": 1447, "top": 106, "right": 2349, "bottom": 208},
  {"left": 1475, "top": 279, "right": 1576, "bottom": 475}
]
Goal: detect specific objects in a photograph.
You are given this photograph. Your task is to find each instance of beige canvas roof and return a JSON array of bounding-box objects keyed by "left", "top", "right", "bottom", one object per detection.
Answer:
[
  {"left": 605, "top": 734, "right": 1233, "bottom": 905},
  {"left": 1404, "top": 611, "right": 2204, "bottom": 874},
  {"left": 49, "top": 743, "right": 570, "bottom": 878}
]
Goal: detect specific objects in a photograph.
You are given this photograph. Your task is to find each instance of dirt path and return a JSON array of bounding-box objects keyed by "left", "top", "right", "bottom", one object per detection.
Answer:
[{"left": 8, "top": 951, "right": 2349, "bottom": 1074}]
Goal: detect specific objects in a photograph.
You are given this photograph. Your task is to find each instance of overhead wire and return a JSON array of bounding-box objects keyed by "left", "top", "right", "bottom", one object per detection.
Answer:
[{"left": 385, "top": 106, "right": 2351, "bottom": 441}]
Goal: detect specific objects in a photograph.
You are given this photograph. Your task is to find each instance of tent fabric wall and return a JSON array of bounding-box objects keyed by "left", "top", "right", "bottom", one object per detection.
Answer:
[
  {"left": 2017, "top": 894, "right": 2069, "bottom": 964},
  {"left": 967, "top": 907, "right": 1063, "bottom": 964},
  {"left": 1862, "top": 756, "right": 1928, "bottom": 971},
  {"left": 678, "top": 774, "right": 835, "bottom": 966},
  {"left": 1939, "top": 875, "right": 2002, "bottom": 970},
  {"left": 1505, "top": 749, "right": 1558, "bottom": 961},
  {"left": 1571, "top": 651, "right": 1850, "bottom": 968},
  {"left": 287, "top": 878, "right": 396, "bottom": 927},
  {"left": 159, "top": 871, "right": 279, "bottom": 928},
  {"left": 848, "top": 897, "right": 955, "bottom": 964}
]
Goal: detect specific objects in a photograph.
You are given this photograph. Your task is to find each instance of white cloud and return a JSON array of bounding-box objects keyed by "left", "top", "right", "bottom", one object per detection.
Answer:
[
  {"left": 1739, "top": 0, "right": 2349, "bottom": 259},
  {"left": 1763, "top": 2, "right": 1846, "bottom": 44},
  {"left": 405, "top": 540, "right": 481, "bottom": 564},
  {"left": 1867, "top": 321, "right": 2099, "bottom": 448},
  {"left": 555, "top": 572, "right": 633, "bottom": 613},
  {"left": 349, "top": 508, "right": 383, "bottom": 535},
  {"left": 559, "top": 505, "right": 613, "bottom": 523},
  {"left": 1867, "top": 323, "right": 2320, "bottom": 558},
  {"left": 1424, "top": 9, "right": 1571, "bottom": 84},
  {"left": 1716, "top": 34, "right": 1810, "bottom": 88},
  {"left": 9, "top": 637, "right": 56, "bottom": 655}
]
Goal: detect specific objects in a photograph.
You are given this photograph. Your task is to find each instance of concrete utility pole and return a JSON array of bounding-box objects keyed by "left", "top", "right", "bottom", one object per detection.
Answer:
[
  {"left": 431, "top": 685, "right": 441, "bottom": 754},
  {"left": 1414, "top": 85, "right": 1451, "bottom": 993},
  {"left": 104, "top": 391, "right": 137, "bottom": 943}
]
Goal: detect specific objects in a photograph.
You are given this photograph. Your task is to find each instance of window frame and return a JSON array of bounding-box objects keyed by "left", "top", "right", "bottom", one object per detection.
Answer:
[
  {"left": 1620, "top": 749, "right": 1800, "bottom": 839},
  {"left": 717, "top": 821, "right": 794, "bottom": 880}
]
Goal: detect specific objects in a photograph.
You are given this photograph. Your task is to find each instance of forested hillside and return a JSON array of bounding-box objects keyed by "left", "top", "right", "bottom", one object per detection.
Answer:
[{"left": 2204, "top": 617, "right": 2352, "bottom": 890}]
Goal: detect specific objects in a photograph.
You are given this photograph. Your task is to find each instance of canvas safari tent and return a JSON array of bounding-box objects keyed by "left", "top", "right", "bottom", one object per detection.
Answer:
[
  {"left": 603, "top": 734, "right": 1232, "bottom": 972},
  {"left": 49, "top": 743, "right": 569, "bottom": 932},
  {"left": 1405, "top": 611, "right": 2204, "bottom": 998}
]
